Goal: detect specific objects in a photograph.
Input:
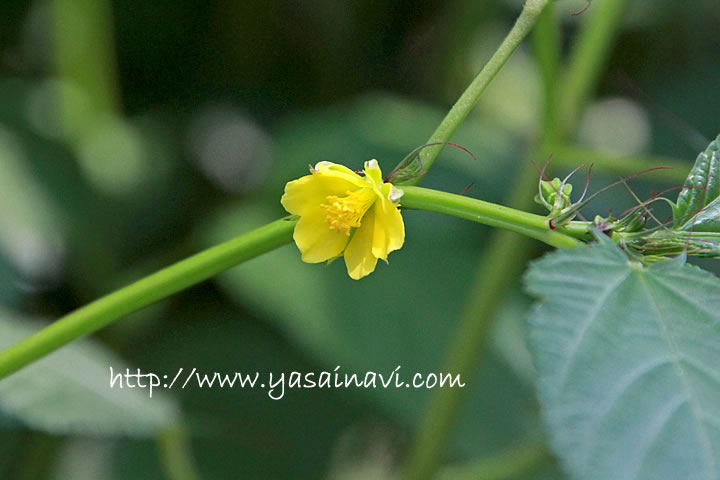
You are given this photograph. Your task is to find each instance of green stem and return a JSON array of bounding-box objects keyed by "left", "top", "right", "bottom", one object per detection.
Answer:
[
  {"left": 0, "top": 218, "right": 296, "bottom": 380},
  {"left": 401, "top": 2, "right": 552, "bottom": 477},
  {"left": 552, "top": 145, "right": 690, "bottom": 182},
  {"left": 438, "top": 438, "right": 550, "bottom": 480},
  {"left": 400, "top": 186, "right": 583, "bottom": 248},
  {"left": 53, "top": 0, "right": 120, "bottom": 138},
  {"left": 0, "top": 183, "right": 591, "bottom": 382},
  {"left": 407, "top": 0, "right": 550, "bottom": 183},
  {"left": 557, "top": 0, "right": 628, "bottom": 137},
  {"left": 401, "top": 166, "right": 546, "bottom": 480},
  {"left": 403, "top": 1, "right": 629, "bottom": 478},
  {"left": 156, "top": 425, "right": 202, "bottom": 480},
  {"left": 532, "top": 5, "right": 561, "bottom": 130},
  {"left": 52, "top": 0, "right": 124, "bottom": 292}
]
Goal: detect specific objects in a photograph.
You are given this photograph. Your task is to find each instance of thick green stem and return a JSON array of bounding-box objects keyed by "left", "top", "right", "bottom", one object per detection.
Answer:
[
  {"left": 407, "top": 0, "right": 550, "bottom": 183},
  {"left": 400, "top": 186, "right": 583, "bottom": 248},
  {"left": 0, "top": 218, "right": 296, "bottom": 380},
  {"left": 403, "top": 1, "right": 629, "bottom": 478},
  {"left": 0, "top": 183, "right": 591, "bottom": 382}
]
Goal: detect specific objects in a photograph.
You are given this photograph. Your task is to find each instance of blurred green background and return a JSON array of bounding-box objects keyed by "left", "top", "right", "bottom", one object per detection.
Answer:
[{"left": 0, "top": 0, "right": 719, "bottom": 478}]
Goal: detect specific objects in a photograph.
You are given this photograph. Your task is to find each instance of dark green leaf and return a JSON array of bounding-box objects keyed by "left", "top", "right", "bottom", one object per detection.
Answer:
[{"left": 674, "top": 133, "right": 720, "bottom": 231}]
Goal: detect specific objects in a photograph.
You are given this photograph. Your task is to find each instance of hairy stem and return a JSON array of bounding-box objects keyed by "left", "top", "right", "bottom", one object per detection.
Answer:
[{"left": 407, "top": 0, "right": 551, "bottom": 183}]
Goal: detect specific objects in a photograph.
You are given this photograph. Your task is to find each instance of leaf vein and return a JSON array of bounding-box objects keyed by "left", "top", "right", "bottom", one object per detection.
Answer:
[
  {"left": 555, "top": 270, "right": 632, "bottom": 392},
  {"left": 640, "top": 275, "right": 717, "bottom": 479}
]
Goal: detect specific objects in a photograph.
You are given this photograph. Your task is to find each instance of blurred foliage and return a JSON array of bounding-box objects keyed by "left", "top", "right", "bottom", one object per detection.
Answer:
[
  {"left": 0, "top": 0, "right": 719, "bottom": 478},
  {"left": 0, "top": 310, "right": 178, "bottom": 435}
]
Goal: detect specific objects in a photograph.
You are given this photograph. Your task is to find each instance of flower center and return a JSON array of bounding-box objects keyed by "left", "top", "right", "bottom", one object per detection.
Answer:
[{"left": 321, "top": 188, "right": 376, "bottom": 235}]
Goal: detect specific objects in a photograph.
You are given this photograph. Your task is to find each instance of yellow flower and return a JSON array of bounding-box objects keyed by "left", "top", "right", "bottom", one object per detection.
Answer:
[{"left": 281, "top": 160, "right": 405, "bottom": 279}]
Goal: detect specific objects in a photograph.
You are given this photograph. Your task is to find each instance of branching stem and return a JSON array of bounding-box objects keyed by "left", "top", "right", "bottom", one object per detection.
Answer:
[{"left": 407, "top": 0, "right": 552, "bottom": 184}]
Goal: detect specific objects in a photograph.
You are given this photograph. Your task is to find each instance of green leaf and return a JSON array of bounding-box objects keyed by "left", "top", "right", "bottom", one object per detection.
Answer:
[
  {"left": 525, "top": 239, "right": 720, "bottom": 480},
  {"left": 674, "top": 133, "right": 720, "bottom": 231},
  {"left": 0, "top": 310, "right": 179, "bottom": 436},
  {"left": 0, "top": 127, "right": 64, "bottom": 280}
]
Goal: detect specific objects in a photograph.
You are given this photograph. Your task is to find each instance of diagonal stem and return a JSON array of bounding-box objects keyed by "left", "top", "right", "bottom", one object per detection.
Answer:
[
  {"left": 0, "top": 219, "right": 296, "bottom": 380},
  {"left": 0, "top": 180, "right": 592, "bottom": 382},
  {"left": 403, "top": 0, "right": 629, "bottom": 478},
  {"left": 405, "top": 0, "right": 551, "bottom": 184}
]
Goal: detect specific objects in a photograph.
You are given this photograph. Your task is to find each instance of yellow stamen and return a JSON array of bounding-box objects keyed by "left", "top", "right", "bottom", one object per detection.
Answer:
[{"left": 321, "top": 189, "right": 376, "bottom": 235}]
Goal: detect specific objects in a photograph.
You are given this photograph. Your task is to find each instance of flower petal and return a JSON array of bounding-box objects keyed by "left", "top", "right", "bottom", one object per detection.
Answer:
[
  {"left": 344, "top": 207, "right": 379, "bottom": 279},
  {"left": 362, "top": 159, "right": 383, "bottom": 186},
  {"left": 293, "top": 209, "right": 349, "bottom": 263},
  {"left": 371, "top": 188, "right": 405, "bottom": 260},
  {"left": 281, "top": 172, "right": 359, "bottom": 216},
  {"left": 315, "top": 162, "right": 369, "bottom": 188}
]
